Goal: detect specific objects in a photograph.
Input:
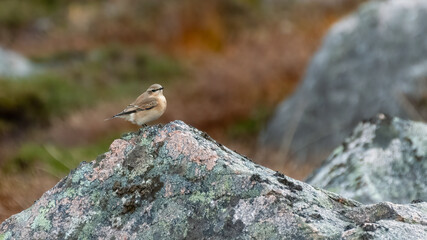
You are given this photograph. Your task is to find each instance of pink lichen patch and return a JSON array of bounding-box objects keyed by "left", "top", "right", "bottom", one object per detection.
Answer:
[
  {"left": 87, "top": 139, "right": 130, "bottom": 182},
  {"left": 153, "top": 130, "right": 169, "bottom": 144},
  {"left": 110, "top": 139, "right": 130, "bottom": 155},
  {"left": 49, "top": 197, "right": 90, "bottom": 230},
  {"left": 46, "top": 182, "right": 67, "bottom": 196},
  {"left": 58, "top": 197, "right": 71, "bottom": 206},
  {"left": 143, "top": 203, "right": 153, "bottom": 217},
  {"left": 142, "top": 132, "right": 149, "bottom": 139},
  {"left": 33, "top": 231, "right": 50, "bottom": 239},
  {"left": 96, "top": 226, "right": 135, "bottom": 240},
  {"left": 156, "top": 130, "right": 218, "bottom": 171},
  {"left": 66, "top": 197, "right": 90, "bottom": 218},
  {"left": 164, "top": 181, "right": 173, "bottom": 197},
  {"left": 234, "top": 195, "right": 278, "bottom": 225},
  {"left": 51, "top": 198, "right": 71, "bottom": 225},
  {"left": 30, "top": 197, "right": 49, "bottom": 218},
  {"left": 128, "top": 137, "right": 139, "bottom": 146}
]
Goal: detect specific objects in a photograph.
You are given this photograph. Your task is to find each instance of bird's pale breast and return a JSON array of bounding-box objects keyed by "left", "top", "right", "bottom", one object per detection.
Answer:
[{"left": 134, "top": 95, "right": 166, "bottom": 125}]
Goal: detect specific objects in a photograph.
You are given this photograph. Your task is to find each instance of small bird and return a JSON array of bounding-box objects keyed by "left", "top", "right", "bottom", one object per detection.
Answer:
[{"left": 108, "top": 84, "right": 167, "bottom": 126}]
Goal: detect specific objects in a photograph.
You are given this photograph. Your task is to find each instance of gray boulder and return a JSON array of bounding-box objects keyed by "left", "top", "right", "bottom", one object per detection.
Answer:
[
  {"left": 0, "top": 47, "right": 34, "bottom": 78},
  {"left": 306, "top": 115, "right": 427, "bottom": 204},
  {"left": 260, "top": 0, "right": 427, "bottom": 164},
  {"left": 1, "top": 120, "right": 427, "bottom": 239}
]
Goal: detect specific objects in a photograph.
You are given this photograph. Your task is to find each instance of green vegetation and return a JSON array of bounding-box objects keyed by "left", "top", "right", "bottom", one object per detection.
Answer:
[
  {"left": 226, "top": 105, "right": 272, "bottom": 139},
  {"left": 1, "top": 45, "right": 186, "bottom": 176},
  {"left": 3, "top": 133, "right": 119, "bottom": 177},
  {"left": 0, "top": 73, "right": 89, "bottom": 133},
  {"left": 0, "top": 45, "right": 185, "bottom": 134},
  {"left": 0, "top": 0, "right": 62, "bottom": 29},
  {"left": 75, "top": 46, "right": 185, "bottom": 85}
]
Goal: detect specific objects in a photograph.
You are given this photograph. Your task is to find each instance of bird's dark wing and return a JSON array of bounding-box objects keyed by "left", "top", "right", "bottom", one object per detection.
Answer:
[{"left": 112, "top": 98, "right": 158, "bottom": 117}]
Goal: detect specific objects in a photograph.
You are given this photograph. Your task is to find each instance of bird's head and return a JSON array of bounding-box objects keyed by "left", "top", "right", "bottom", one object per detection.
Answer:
[{"left": 146, "top": 84, "right": 164, "bottom": 96}]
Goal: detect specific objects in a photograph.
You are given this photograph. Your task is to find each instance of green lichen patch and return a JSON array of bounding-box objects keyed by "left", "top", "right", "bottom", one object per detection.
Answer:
[
  {"left": 0, "top": 231, "right": 11, "bottom": 240},
  {"left": 31, "top": 202, "right": 54, "bottom": 232},
  {"left": 248, "top": 222, "right": 279, "bottom": 240}
]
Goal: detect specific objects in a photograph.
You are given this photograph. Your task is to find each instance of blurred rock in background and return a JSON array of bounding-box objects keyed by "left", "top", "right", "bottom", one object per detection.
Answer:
[
  {"left": 0, "top": 47, "right": 34, "bottom": 77},
  {"left": 260, "top": 0, "right": 427, "bottom": 166},
  {"left": 306, "top": 115, "right": 427, "bottom": 204}
]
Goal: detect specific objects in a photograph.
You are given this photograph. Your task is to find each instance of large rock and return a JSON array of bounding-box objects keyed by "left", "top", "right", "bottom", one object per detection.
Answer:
[
  {"left": 1, "top": 121, "right": 427, "bottom": 239},
  {"left": 0, "top": 47, "right": 34, "bottom": 78},
  {"left": 260, "top": 0, "right": 427, "bottom": 164},
  {"left": 306, "top": 115, "right": 427, "bottom": 204}
]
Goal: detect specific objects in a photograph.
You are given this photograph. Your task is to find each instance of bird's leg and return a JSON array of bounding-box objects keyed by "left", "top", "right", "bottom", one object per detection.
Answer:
[{"left": 138, "top": 124, "right": 148, "bottom": 133}]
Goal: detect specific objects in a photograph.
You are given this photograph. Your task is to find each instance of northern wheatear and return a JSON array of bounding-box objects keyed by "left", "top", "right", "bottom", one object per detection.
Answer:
[{"left": 108, "top": 84, "right": 167, "bottom": 126}]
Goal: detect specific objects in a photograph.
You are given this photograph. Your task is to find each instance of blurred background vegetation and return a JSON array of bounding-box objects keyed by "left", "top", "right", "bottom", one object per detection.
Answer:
[{"left": 0, "top": 0, "right": 365, "bottom": 221}]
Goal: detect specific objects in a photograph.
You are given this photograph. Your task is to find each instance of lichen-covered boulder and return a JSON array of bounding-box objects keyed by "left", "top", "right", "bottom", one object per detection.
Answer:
[
  {"left": 306, "top": 115, "right": 427, "bottom": 204},
  {"left": 1, "top": 121, "right": 427, "bottom": 239},
  {"left": 260, "top": 0, "right": 427, "bottom": 164}
]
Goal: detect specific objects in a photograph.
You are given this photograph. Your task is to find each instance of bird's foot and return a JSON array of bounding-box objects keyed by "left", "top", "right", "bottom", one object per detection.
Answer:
[{"left": 137, "top": 124, "right": 148, "bottom": 135}]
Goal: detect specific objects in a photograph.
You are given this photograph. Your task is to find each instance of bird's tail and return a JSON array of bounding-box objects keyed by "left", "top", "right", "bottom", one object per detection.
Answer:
[
  {"left": 104, "top": 116, "right": 117, "bottom": 121},
  {"left": 105, "top": 111, "right": 130, "bottom": 121}
]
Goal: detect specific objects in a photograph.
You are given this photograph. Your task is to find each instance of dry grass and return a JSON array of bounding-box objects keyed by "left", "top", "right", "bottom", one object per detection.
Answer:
[{"left": 0, "top": 172, "right": 58, "bottom": 222}]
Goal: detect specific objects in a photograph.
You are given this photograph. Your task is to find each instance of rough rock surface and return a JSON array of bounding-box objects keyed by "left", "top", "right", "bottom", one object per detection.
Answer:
[
  {"left": 260, "top": 0, "right": 427, "bottom": 164},
  {"left": 306, "top": 115, "right": 427, "bottom": 204},
  {"left": 1, "top": 121, "right": 427, "bottom": 239},
  {"left": 0, "top": 47, "right": 34, "bottom": 77}
]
